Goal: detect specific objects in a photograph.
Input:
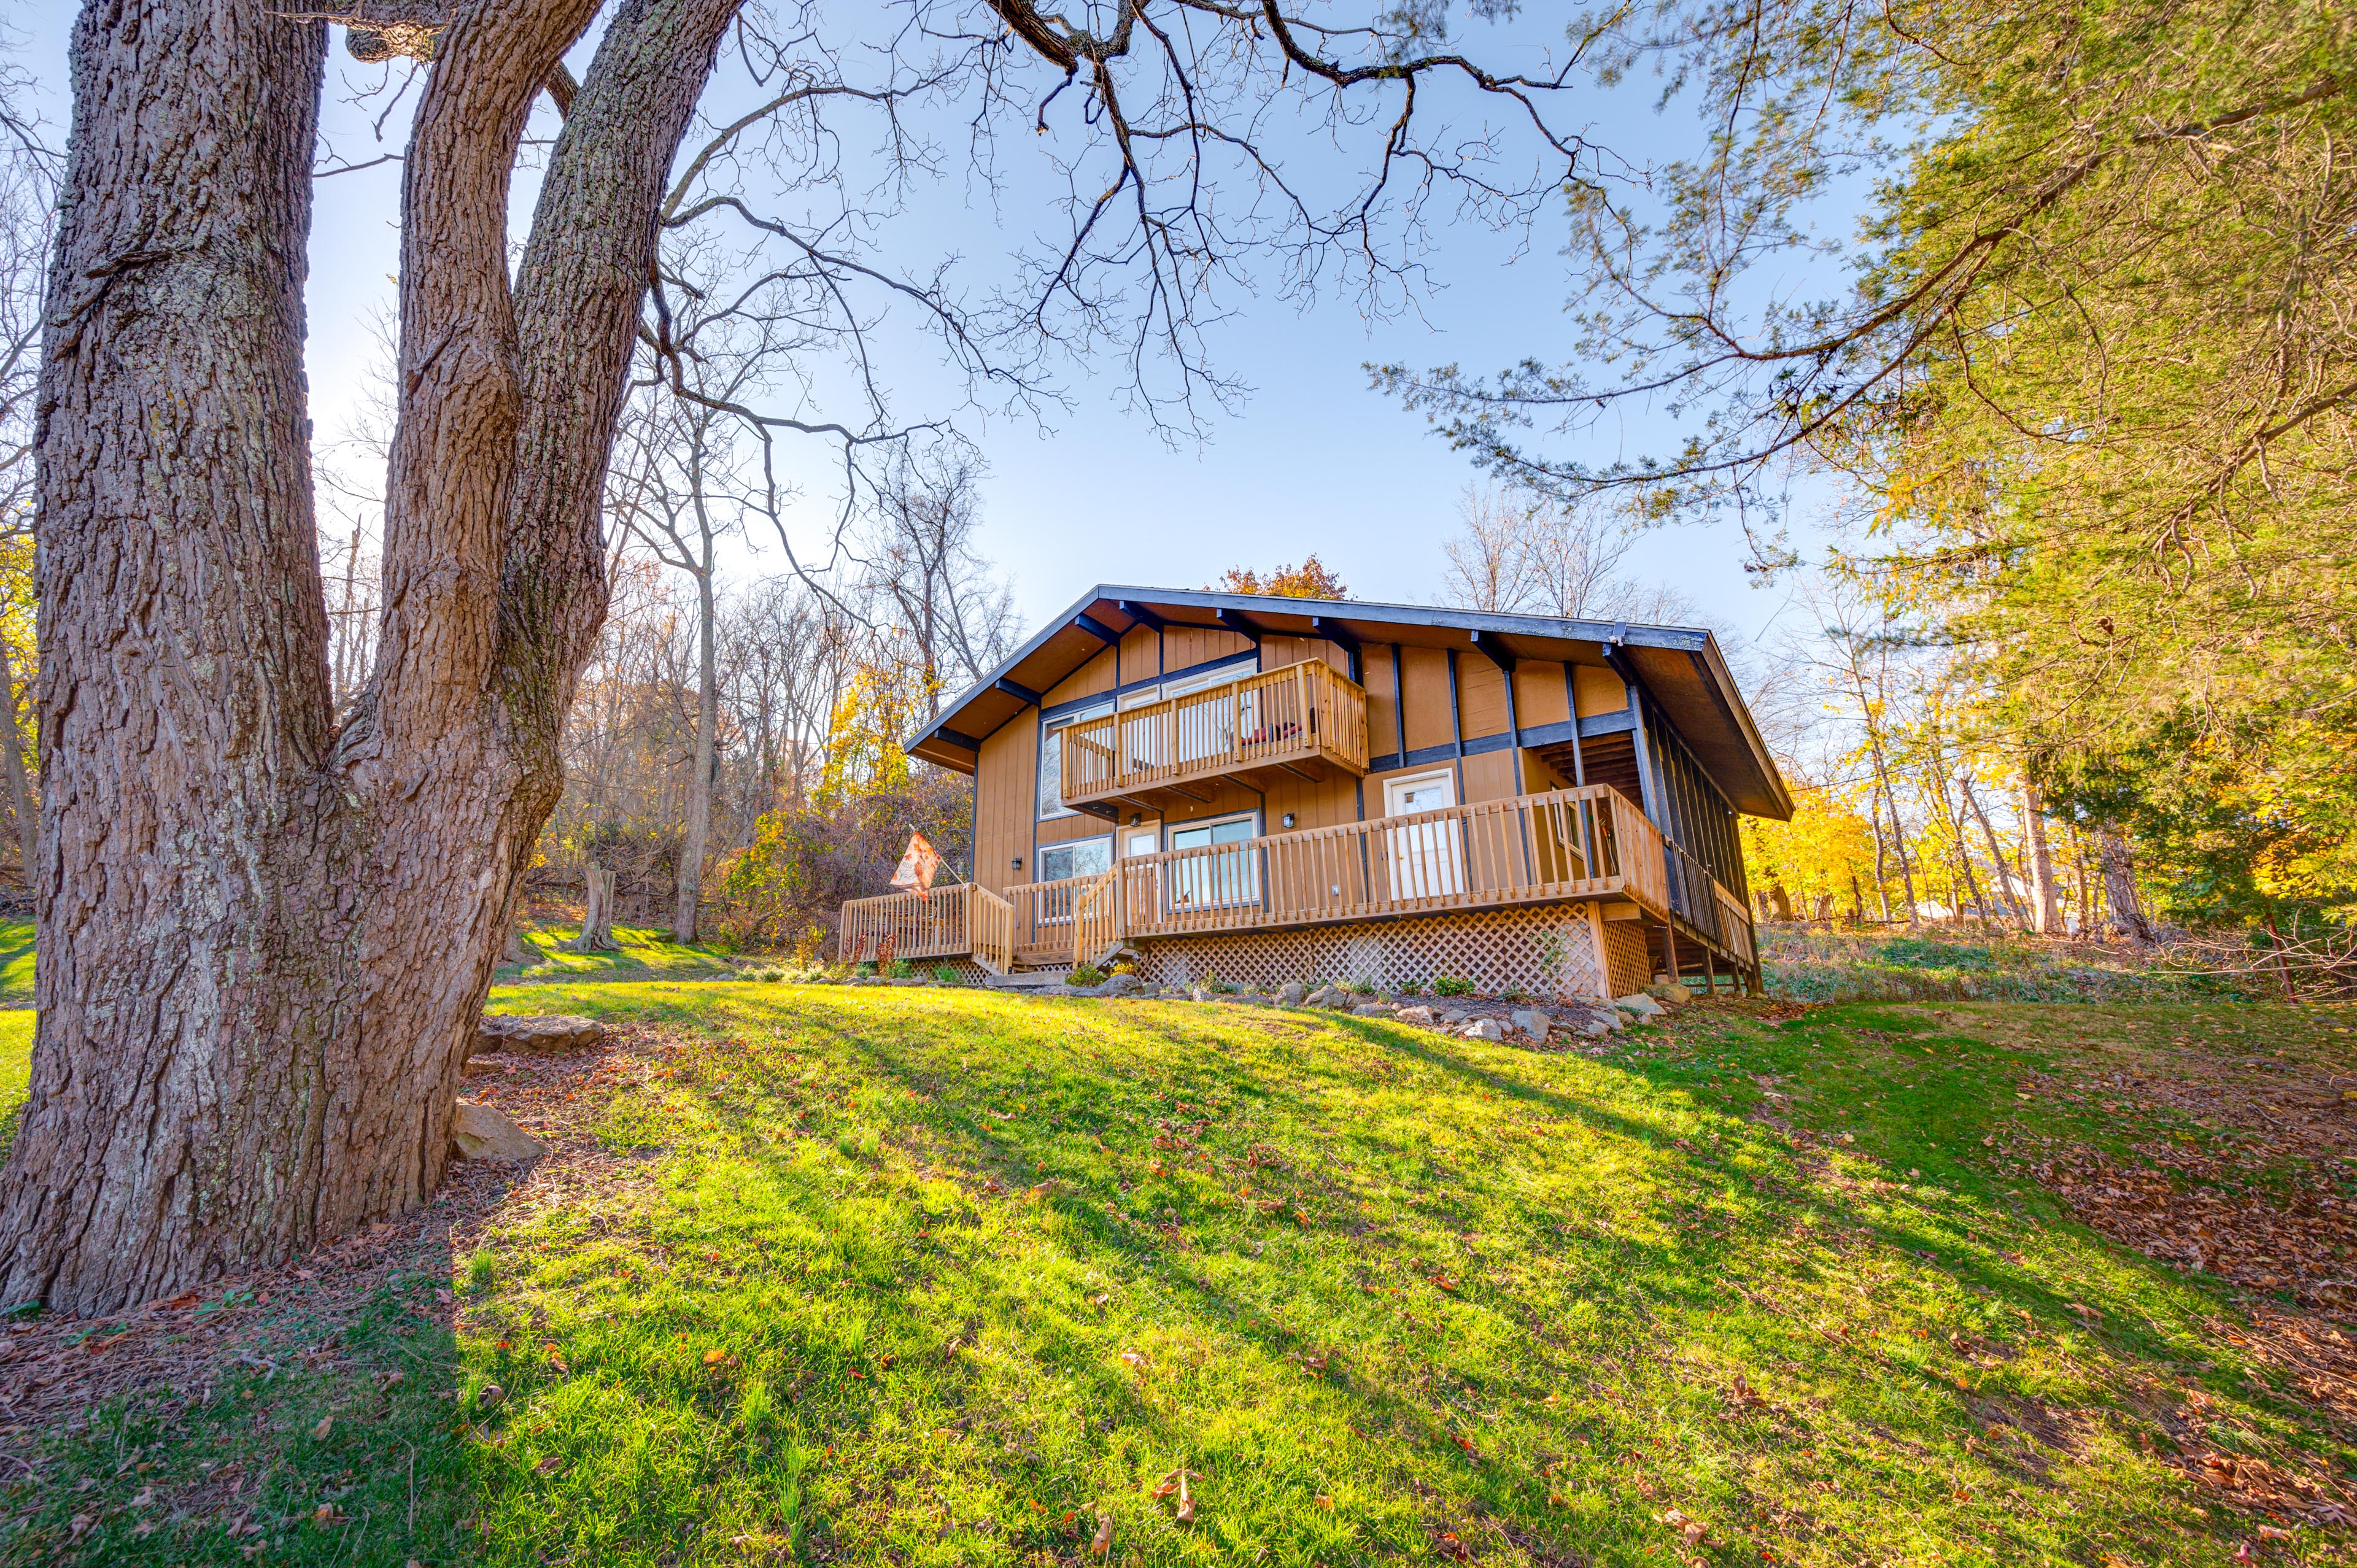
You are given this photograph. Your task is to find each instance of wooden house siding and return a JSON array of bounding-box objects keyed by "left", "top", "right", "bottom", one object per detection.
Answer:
[
  {"left": 1161, "top": 624, "right": 1252, "bottom": 671},
  {"left": 1120, "top": 624, "right": 1161, "bottom": 680},
  {"left": 1457, "top": 656, "right": 1511, "bottom": 741},
  {"left": 1573, "top": 665, "right": 1628, "bottom": 717},
  {"left": 974, "top": 709, "right": 1037, "bottom": 894},
  {"left": 1513, "top": 663, "right": 1570, "bottom": 729},
  {"left": 1398, "top": 647, "right": 1455, "bottom": 754},
  {"left": 1045, "top": 645, "right": 1118, "bottom": 708}
]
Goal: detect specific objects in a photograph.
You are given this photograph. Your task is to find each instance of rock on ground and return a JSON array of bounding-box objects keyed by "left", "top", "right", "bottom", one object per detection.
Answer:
[
  {"left": 1614, "top": 993, "right": 1665, "bottom": 1018},
  {"left": 1460, "top": 1018, "right": 1506, "bottom": 1041},
  {"left": 1277, "top": 981, "right": 1307, "bottom": 1005},
  {"left": 1395, "top": 1005, "right": 1436, "bottom": 1027},
  {"left": 449, "top": 1100, "right": 544, "bottom": 1162},
  {"left": 473, "top": 1013, "right": 610, "bottom": 1059},
  {"left": 1509, "top": 1008, "right": 1552, "bottom": 1043}
]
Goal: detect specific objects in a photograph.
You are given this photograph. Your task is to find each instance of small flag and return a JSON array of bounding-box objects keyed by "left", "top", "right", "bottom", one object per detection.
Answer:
[{"left": 891, "top": 832, "right": 945, "bottom": 900}]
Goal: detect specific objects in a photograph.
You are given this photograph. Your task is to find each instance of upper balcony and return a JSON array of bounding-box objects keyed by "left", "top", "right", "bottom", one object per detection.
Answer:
[{"left": 1058, "top": 660, "right": 1368, "bottom": 813}]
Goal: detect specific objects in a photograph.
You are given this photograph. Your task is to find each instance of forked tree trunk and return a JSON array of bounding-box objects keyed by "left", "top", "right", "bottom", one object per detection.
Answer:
[{"left": 0, "top": 0, "right": 737, "bottom": 1316}]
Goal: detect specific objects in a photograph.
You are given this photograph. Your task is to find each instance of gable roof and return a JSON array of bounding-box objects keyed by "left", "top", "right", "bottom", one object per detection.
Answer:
[{"left": 908, "top": 584, "right": 1794, "bottom": 819}]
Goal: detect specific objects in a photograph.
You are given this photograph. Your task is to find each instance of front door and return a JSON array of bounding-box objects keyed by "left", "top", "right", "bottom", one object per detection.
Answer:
[{"left": 1384, "top": 770, "right": 1463, "bottom": 900}]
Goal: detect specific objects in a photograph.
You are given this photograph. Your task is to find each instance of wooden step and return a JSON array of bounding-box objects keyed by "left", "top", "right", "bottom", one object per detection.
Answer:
[{"left": 982, "top": 969, "right": 1069, "bottom": 991}]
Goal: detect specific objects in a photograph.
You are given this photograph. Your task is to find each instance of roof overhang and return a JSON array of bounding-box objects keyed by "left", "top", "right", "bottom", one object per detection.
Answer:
[{"left": 907, "top": 585, "right": 1794, "bottom": 819}]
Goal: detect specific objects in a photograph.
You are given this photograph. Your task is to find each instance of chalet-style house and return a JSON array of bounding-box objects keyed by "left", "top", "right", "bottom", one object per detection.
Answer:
[{"left": 841, "top": 587, "right": 1790, "bottom": 1000}]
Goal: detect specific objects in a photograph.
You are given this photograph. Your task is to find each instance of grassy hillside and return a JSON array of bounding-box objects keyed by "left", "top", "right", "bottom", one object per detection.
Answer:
[{"left": 2, "top": 981, "right": 2348, "bottom": 1566}]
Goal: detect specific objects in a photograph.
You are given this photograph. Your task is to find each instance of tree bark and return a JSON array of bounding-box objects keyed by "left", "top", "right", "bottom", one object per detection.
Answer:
[
  {"left": 0, "top": 0, "right": 738, "bottom": 1316},
  {"left": 2097, "top": 829, "right": 2152, "bottom": 944},
  {"left": 674, "top": 568, "right": 717, "bottom": 943},
  {"left": 1957, "top": 771, "right": 2025, "bottom": 927},
  {"left": 571, "top": 863, "right": 616, "bottom": 951},
  {"left": 2019, "top": 775, "right": 2060, "bottom": 935}
]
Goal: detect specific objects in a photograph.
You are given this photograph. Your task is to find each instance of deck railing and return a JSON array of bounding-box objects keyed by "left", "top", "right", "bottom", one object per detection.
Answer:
[
  {"left": 840, "top": 881, "right": 982, "bottom": 964},
  {"left": 1714, "top": 884, "right": 1757, "bottom": 969},
  {"left": 1006, "top": 871, "right": 1121, "bottom": 967},
  {"left": 1060, "top": 660, "right": 1368, "bottom": 808},
  {"left": 1116, "top": 783, "right": 1666, "bottom": 938},
  {"left": 837, "top": 784, "right": 1752, "bottom": 973}
]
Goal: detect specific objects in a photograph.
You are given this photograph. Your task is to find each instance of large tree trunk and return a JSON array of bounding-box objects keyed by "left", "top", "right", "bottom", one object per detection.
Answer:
[{"left": 0, "top": 0, "right": 737, "bottom": 1316}]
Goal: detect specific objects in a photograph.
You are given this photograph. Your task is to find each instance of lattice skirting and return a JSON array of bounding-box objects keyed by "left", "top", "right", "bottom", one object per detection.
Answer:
[
  {"left": 1129, "top": 903, "right": 1615, "bottom": 1000},
  {"left": 1600, "top": 916, "right": 1652, "bottom": 998}
]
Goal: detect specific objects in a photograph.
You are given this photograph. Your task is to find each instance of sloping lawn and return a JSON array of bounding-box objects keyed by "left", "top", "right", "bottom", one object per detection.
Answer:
[{"left": 4, "top": 986, "right": 2352, "bottom": 1566}]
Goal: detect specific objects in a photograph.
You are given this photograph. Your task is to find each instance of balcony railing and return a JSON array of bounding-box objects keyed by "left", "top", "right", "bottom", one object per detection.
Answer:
[
  {"left": 838, "top": 783, "right": 1755, "bottom": 975},
  {"left": 1059, "top": 660, "right": 1368, "bottom": 809}
]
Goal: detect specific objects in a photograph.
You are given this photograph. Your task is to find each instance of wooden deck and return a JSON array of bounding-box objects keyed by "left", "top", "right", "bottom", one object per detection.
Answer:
[
  {"left": 841, "top": 783, "right": 1756, "bottom": 983},
  {"left": 1058, "top": 660, "right": 1369, "bottom": 814}
]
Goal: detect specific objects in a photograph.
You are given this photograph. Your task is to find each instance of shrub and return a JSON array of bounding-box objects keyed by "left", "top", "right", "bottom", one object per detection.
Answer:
[
  {"left": 854, "top": 961, "right": 877, "bottom": 978},
  {"left": 1109, "top": 960, "right": 1136, "bottom": 976},
  {"left": 932, "top": 964, "right": 961, "bottom": 986},
  {"left": 1433, "top": 975, "right": 1473, "bottom": 997},
  {"left": 1347, "top": 979, "right": 1377, "bottom": 997},
  {"left": 1070, "top": 964, "right": 1107, "bottom": 987},
  {"left": 880, "top": 957, "right": 912, "bottom": 980}
]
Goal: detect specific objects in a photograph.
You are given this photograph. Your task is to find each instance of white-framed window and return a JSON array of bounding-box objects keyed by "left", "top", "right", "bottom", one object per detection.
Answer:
[
  {"left": 1036, "top": 835, "right": 1113, "bottom": 884},
  {"left": 1039, "top": 700, "right": 1113, "bottom": 819}
]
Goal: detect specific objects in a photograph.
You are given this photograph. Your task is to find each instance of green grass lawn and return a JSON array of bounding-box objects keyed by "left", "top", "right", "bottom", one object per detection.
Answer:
[
  {"left": 497, "top": 922, "right": 741, "bottom": 984},
  {"left": 3, "top": 985, "right": 2351, "bottom": 1566},
  {"left": 0, "top": 917, "right": 32, "bottom": 1005}
]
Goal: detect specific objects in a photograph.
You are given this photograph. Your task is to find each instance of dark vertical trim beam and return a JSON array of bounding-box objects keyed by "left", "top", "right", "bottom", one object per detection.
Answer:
[
  {"left": 1446, "top": 650, "right": 1464, "bottom": 759},
  {"left": 1562, "top": 665, "right": 1585, "bottom": 786},
  {"left": 1390, "top": 644, "right": 1407, "bottom": 762}
]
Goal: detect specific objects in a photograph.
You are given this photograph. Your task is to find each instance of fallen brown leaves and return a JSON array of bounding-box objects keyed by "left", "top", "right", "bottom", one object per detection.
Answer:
[{"left": 0, "top": 1025, "right": 666, "bottom": 1473}]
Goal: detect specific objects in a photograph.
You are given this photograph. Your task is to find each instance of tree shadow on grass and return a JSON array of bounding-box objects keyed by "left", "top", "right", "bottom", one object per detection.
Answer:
[
  {"left": 0, "top": 1157, "right": 543, "bottom": 1566},
  {"left": 479, "top": 991, "right": 2216, "bottom": 1566},
  {"left": 360, "top": 987, "right": 2324, "bottom": 1567}
]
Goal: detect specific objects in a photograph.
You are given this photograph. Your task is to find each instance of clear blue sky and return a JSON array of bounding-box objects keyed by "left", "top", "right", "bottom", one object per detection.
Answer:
[{"left": 15, "top": 2, "right": 1846, "bottom": 649}]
